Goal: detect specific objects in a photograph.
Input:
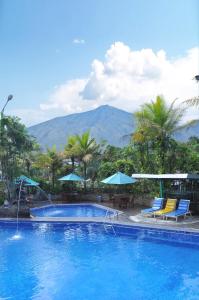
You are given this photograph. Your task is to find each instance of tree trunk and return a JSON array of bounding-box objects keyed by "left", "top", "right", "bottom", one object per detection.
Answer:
[
  {"left": 160, "top": 137, "right": 166, "bottom": 173},
  {"left": 52, "top": 169, "right": 55, "bottom": 190},
  {"left": 83, "top": 161, "right": 87, "bottom": 192},
  {"left": 26, "top": 159, "right": 31, "bottom": 175},
  {"left": 4, "top": 180, "right": 11, "bottom": 203},
  {"left": 71, "top": 156, "right": 75, "bottom": 172}
]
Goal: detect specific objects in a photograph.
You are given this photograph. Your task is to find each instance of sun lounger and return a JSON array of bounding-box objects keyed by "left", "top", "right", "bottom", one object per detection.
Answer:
[
  {"left": 153, "top": 198, "right": 177, "bottom": 217},
  {"left": 164, "top": 199, "right": 191, "bottom": 221},
  {"left": 141, "top": 198, "right": 164, "bottom": 215}
]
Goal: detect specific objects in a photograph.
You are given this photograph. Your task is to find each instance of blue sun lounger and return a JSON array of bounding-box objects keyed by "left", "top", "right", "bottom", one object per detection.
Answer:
[
  {"left": 164, "top": 199, "right": 191, "bottom": 221},
  {"left": 141, "top": 198, "right": 164, "bottom": 215}
]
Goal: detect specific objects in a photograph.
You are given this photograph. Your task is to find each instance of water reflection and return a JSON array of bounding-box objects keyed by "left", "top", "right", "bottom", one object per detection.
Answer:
[{"left": 9, "top": 233, "right": 22, "bottom": 241}]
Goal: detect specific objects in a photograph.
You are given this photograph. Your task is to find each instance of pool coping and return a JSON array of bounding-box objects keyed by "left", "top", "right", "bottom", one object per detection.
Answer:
[
  {"left": 28, "top": 202, "right": 199, "bottom": 234},
  {"left": 1, "top": 216, "right": 199, "bottom": 235},
  {"left": 30, "top": 202, "right": 123, "bottom": 218},
  {"left": 1, "top": 203, "right": 199, "bottom": 235}
]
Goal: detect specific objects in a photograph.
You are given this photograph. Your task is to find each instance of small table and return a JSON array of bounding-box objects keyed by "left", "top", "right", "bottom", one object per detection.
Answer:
[{"left": 118, "top": 197, "right": 130, "bottom": 209}]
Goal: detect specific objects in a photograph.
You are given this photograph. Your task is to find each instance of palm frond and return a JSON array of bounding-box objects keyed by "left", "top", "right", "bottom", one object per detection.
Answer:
[
  {"left": 184, "top": 96, "right": 199, "bottom": 107},
  {"left": 175, "top": 119, "right": 199, "bottom": 132}
]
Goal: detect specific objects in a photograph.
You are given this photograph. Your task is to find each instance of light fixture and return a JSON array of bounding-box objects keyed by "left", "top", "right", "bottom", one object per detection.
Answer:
[{"left": 7, "top": 94, "right": 13, "bottom": 101}]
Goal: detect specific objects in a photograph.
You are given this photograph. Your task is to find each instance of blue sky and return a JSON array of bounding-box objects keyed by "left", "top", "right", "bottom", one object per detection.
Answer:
[{"left": 0, "top": 0, "right": 198, "bottom": 125}]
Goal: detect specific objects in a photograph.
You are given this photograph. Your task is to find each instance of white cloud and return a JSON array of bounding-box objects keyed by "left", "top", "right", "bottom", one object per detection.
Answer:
[
  {"left": 10, "top": 42, "right": 196, "bottom": 126},
  {"left": 40, "top": 42, "right": 199, "bottom": 122},
  {"left": 81, "top": 43, "right": 199, "bottom": 112},
  {"left": 73, "top": 38, "right": 85, "bottom": 44},
  {"left": 8, "top": 109, "right": 50, "bottom": 126},
  {"left": 40, "top": 79, "right": 96, "bottom": 114}
]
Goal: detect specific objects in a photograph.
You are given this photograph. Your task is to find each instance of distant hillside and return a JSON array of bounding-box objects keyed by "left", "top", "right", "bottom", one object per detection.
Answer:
[
  {"left": 28, "top": 105, "right": 135, "bottom": 149},
  {"left": 175, "top": 121, "right": 199, "bottom": 141},
  {"left": 28, "top": 105, "right": 199, "bottom": 150}
]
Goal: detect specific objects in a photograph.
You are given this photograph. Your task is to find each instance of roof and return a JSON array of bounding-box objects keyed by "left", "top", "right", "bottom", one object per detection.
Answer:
[{"left": 131, "top": 174, "right": 199, "bottom": 180}]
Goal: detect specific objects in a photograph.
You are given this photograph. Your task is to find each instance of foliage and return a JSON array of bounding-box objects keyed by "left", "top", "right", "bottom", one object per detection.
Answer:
[
  {"left": 1, "top": 95, "right": 199, "bottom": 201},
  {"left": 33, "top": 145, "right": 63, "bottom": 191},
  {"left": 0, "top": 115, "right": 36, "bottom": 201},
  {"left": 185, "top": 96, "right": 199, "bottom": 107},
  {"left": 184, "top": 75, "right": 199, "bottom": 107},
  {"left": 75, "top": 131, "right": 101, "bottom": 190},
  {"left": 64, "top": 135, "right": 79, "bottom": 171},
  {"left": 133, "top": 96, "right": 193, "bottom": 173}
]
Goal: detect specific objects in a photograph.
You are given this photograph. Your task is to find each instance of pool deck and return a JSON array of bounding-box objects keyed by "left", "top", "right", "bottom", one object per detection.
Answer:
[
  {"left": 103, "top": 202, "right": 199, "bottom": 231},
  {"left": 1, "top": 200, "right": 199, "bottom": 233}
]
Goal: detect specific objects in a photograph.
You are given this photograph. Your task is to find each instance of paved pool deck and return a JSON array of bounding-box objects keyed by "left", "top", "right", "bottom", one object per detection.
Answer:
[
  {"left": 101, "top": 202, "right": 199, "bottom": 231},
  {"left": 30, "top": 200, "right": 199, "bottom": 231},
  {"left": 1, "top": 200, "right": 199, "bottom": 232}
]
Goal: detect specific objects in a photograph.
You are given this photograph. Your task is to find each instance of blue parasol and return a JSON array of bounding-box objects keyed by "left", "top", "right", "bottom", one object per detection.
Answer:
[
  {"left": 101, "top": 172, "right": 137, "bottom": 185},
  {"left": 59, "top": 173, "right": 83, "bottom": 182},
  {"left": 15, "top": 175, "right": 39, "bottom": 186}
]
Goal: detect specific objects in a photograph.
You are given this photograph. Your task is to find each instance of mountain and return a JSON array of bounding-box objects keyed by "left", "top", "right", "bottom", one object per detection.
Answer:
[
  {"left": 28, "top": 105, "right": 199, "bottom": 150},
  {"left": 28, "top": 105, "right": 135, "bottom": 149},
  {"left": 175, "top": 121, "right": 199, "bottom": 141}
]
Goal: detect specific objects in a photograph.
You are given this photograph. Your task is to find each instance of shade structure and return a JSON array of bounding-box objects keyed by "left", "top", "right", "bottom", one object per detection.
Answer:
[
  {"left": 131, "top": 173, "right": 199, "bottom": 198},
  {"left": 59, "top": 173, "right": 83, "bottom": 182},
  {"left": 101, "top": 172, "right": 137, "bottom": 185},
  {"left": 15, "top": 175, "right": 39, "bottom": 186},
  {"left": 131, "top": 173, "right": 199, "bottom": 180}
]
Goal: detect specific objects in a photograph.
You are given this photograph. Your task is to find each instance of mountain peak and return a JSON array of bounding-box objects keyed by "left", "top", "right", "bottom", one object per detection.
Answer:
[
  {"left": 28, "top": 105, "right": 134, "bottom": 149},
  {"left": 81, "top": 104, "right": 128, "bottom": 115},
  {"left": 95, "top": 104, "right": 112, "bottom": 110},
  {"left": 28, "top": 104, "right": 199, "bottom": 150},
  {"left": 94, "top": 104, "right": 128, "bottom": 112}
]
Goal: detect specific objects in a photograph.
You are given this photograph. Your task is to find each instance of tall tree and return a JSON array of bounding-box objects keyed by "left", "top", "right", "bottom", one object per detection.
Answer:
[
  {"left": 184, "top": 75, "right": 199, "bottom": 107},
  {"left": 0, "top": 116, "right": 35, "bottom": 201},
  {"left": 64, "top": 135, "right": 79, "bottom": 171},
  {"left": 75, "top": 131, "right": 99, "bottom": 190},
  {"left": 133, "top": 96, "right": 192, "bottom": 172},
  {"left": 34, "top": 145, "right": 62, "bottom": 189}
]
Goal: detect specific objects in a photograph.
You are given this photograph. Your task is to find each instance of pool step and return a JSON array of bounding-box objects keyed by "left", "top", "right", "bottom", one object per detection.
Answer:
[{"left": 104, "top": 224, "right": 116, "bottom": 235}]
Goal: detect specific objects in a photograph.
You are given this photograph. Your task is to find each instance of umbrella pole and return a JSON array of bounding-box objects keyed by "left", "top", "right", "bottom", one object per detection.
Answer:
[{"left": 159, "top": 180, "right": 164, "bottom": 198}]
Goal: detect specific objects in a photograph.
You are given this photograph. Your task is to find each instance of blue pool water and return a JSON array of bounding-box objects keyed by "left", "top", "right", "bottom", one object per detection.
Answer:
[
  {"left": 0, "top": 221, "right": 199, "bottom": 300},
  {"left": 30, "top": 204, "right": 116, "bottom": 217}
]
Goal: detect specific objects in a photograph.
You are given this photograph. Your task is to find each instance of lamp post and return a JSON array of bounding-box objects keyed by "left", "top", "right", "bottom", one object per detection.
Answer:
[
  {"left": 1, "top": 94, "right": 13, "bottom": 116},
  {"left": 0, "top": 94, "right": 13, "bottom": 182}
]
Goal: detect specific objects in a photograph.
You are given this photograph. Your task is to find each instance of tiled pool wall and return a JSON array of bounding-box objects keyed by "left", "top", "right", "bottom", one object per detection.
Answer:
[
  {"left": 0, "top": 220, "right": 199, "bottom": 246},
  {"left": 111, "top": 223, "right": 199, "bottom": 245}
]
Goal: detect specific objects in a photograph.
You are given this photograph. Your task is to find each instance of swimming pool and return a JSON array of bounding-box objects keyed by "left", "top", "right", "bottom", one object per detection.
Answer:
[
  {"left": 30, "top": 203, "right": 118, "bottom": 218},
  {"left": 0, "top": 221, "right": 199, "bottom": 300}
]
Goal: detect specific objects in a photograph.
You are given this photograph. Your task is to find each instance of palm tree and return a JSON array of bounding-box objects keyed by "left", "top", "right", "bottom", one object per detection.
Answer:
[
  {"left": 34, "top": 145, "right": 62, "bottom": 189},
  {"left": 75, "top": 131, "right": 99, "bottom": 190},
  {"left": 64, "top": 135, "right": 79, "bottom": 172},
  {"left": 184, "top": 75, "right": 199, "bottom": 107},
  {"left": 133, "top": 95, "right": 193, "bottom": 172}
]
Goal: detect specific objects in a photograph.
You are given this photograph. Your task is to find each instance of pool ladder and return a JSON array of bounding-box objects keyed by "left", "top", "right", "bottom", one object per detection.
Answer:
[{"left": 103, "top": 210, "right": 117, "bottom": 235}]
